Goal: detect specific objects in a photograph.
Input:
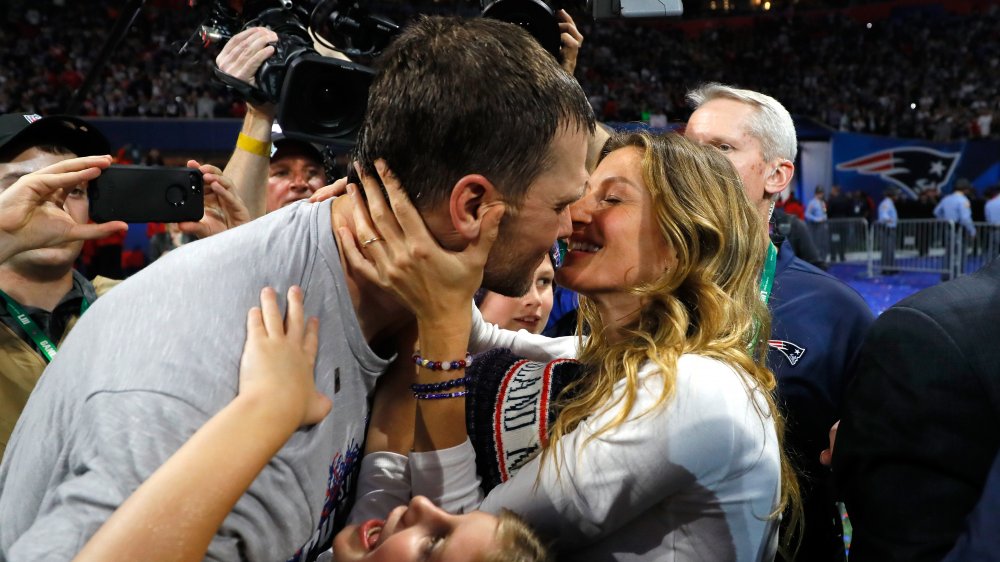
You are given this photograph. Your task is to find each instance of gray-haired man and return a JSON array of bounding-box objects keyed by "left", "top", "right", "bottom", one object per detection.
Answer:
[{"left": 686, "top": 83, "right": 874, "bottom": 562}]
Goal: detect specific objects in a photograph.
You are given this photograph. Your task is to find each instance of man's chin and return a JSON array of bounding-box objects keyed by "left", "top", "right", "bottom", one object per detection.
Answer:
[
  {"left": 481, "top": 270, "right": 533, "bottom": 298},
  {"left": 5, "top": 247, "right": 79, "bottom": 277},
  {"left": 485, "top": 257, "right": 546, "bottom": 297}
]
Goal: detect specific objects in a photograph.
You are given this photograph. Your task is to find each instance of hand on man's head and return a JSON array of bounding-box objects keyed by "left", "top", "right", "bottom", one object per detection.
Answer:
[{"left": 0, "top": 155, "right": 127, "bottom": 263}]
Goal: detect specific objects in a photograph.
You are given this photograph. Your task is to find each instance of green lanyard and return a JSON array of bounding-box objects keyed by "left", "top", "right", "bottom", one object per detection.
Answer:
[
  {"left": 759, "top": 242, "right": 778, "bottom": 304},
  {"left": 750, "top": 242, "right": 778, "bottom": 352},
  {"left": 0, "top": 288, "right": 89, "bottom": 363}
]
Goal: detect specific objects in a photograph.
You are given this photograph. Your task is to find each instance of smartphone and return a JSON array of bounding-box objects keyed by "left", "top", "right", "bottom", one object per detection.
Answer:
[{"left": 89, "top": 165, "right": 204, "bottom": 223}]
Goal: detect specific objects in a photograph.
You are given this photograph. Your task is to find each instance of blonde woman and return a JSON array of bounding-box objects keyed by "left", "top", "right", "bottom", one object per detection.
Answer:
[{"left": 339, "top": 131, "right": 800, "bottom": 561}]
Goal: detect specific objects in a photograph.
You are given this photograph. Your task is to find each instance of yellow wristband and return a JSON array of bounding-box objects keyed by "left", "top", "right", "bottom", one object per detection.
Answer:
[{"left": 237, "top": 133, "right": 271, "bottom": 158}]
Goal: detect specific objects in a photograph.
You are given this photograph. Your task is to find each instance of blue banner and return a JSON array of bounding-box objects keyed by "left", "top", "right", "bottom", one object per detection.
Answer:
[{"left": 833, "top": 132, "right": 1000, "bottom": 200}]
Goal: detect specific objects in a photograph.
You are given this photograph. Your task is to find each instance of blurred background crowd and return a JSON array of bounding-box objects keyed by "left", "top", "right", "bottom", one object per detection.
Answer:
[{"left": 2, "top": 0, "right": 997, "bottom": 142}]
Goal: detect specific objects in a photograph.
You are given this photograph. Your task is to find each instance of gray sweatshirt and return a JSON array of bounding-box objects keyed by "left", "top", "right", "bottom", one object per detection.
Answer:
[{"left": 0, "top": 200, "right": 390, "bottom": 562}]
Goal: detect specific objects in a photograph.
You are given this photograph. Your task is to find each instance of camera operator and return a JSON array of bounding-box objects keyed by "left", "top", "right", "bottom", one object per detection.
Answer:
[
  {"left": 215, "top": 26, "right": 334, "bottom": 217},
  {"left": 215, "top": 26, "right": 347, "bottom": 217},
  {"left": 216, "top": 26, "right": 282, "bottom": 218}
]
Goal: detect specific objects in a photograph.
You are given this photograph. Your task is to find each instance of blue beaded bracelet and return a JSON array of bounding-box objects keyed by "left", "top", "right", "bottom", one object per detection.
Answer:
[
  {"left": 411, "top": 377, "right": 469, "bottom": 394},
  {"left": 414, "top": 390, "right": 468, "bottom": 400},
  {"left": 412, "top": 352, "right": 473, "bottom": 372}
]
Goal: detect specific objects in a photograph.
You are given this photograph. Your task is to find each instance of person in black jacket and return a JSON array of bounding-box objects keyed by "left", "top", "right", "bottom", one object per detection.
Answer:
[
  {"left": 834, "top": 256, "right": 1000, "bottom": 561},
  {"left": 827, "top": 184, "right": 852, "bottom": 262}
]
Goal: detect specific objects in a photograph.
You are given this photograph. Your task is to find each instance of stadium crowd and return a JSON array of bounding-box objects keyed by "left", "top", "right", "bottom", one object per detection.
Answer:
[
  {"left": 573, "top": 5, "right": 1000, "bottom": 140},
  {"left": 2, "top": 1, "right": 998, "bottom": 141}
]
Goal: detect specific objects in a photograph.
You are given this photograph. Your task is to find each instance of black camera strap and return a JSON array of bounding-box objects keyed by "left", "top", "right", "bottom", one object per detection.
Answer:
[{"left": 213, "top": 67, "right": 274, "bottom": 107}]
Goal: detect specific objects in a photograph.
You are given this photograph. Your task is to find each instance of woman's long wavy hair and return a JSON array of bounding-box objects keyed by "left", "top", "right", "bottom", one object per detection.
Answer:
[{"left": 543, "top": 131, "right": 801, "bottom": 548}]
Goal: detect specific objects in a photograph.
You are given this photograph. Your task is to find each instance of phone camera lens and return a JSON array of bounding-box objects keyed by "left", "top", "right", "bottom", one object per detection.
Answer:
[{"left": 166, "top": 184, "right": 187, "bottom": 207}]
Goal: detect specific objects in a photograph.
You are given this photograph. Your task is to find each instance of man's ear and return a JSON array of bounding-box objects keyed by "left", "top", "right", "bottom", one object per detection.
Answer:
[
  {"left": 449, "top": 174, "right": 500, "bottom": 241},
  {"left": 765, "top": 159, "right": 795, "bottom": 196}
]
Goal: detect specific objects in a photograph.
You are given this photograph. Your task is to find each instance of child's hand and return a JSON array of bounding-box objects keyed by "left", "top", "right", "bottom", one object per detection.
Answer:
[{"left": 239, "top": 286, "right": 331, "bottom": 427}]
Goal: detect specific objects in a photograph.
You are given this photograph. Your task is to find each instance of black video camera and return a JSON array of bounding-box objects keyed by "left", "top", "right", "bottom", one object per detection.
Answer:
[
  {"left": 481, "top": 0, "right": 684, "bottom": 48},
  {"left": 481, "top": 0, "right": 564, "bottom": 62},
  {"left": 200, "top": 0, "right": 399, "bottom": 147}
]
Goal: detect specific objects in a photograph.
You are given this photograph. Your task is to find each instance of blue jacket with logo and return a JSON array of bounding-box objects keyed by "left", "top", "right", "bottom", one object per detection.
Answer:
[{"left": 767, "top": 239, "right": 874, "bottom": 560}]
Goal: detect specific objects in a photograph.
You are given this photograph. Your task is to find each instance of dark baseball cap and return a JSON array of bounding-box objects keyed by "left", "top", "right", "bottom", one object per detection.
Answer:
[
  {"left": 0, "top": 113, "right": 110, "bottom": 161},
  {"left": 270, "top": 138, "right": 325, "bottom": 168}
]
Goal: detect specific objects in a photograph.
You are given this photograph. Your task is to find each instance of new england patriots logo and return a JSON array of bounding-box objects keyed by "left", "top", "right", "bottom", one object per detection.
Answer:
[
  {"left": 768, "top": 339, "right": 805, "bottom": 366},
  {"left": 837, "top": 147, "right": 961, "bottom": 198}
]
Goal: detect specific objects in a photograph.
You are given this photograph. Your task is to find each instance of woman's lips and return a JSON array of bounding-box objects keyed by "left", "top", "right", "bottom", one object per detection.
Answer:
[{"left": 358, "top": 519, "right": 385, "bottom": 551}]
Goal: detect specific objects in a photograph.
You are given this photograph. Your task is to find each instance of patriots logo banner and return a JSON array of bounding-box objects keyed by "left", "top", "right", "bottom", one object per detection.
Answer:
[
  {"left": 837, "top": 147, "right": 960, "bottom": 198},
  {"left": 832, "top": 133, "right": 967, "bottom": 200}
]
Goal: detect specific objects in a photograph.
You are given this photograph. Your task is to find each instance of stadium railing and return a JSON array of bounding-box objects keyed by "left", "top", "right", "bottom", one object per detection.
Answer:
[
  {"left": 826, "top": 218, "right": 869, "bottom": 265},
  {"left": 867, "top": 219, "right": 1000, "bottom": 279}
]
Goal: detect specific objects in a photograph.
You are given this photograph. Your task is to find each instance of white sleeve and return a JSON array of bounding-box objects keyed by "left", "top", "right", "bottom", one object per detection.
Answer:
[
  {"left": 408, "top": 439, "right": 485, "bottom": 514},
  {"left": 469, "top": 303, "right": 580, "bottom": 360},
  {"left": 347, "top": 452, "right": 411, "bottom": 524},
  {"left": 477, "top": 357, "right": 768, "bottom": 546}
]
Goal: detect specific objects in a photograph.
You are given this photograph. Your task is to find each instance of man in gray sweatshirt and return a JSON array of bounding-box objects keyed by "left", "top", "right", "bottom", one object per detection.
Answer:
[{"left": 0, "top": 16, "right": 595, "bottom": 561}]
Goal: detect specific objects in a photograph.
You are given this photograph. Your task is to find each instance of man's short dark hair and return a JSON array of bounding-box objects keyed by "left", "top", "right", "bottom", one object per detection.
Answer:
[{"left": 355, "top": 16, "right": 595, "bottom": 210}]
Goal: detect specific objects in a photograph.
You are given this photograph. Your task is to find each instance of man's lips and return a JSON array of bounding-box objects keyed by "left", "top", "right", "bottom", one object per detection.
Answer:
[{"left": 358, "top": 519, "right": 385, "bottom": 551}]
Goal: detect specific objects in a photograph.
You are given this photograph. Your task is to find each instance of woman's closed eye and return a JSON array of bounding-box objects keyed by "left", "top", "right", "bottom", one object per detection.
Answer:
[{"left": 422, "top": 535, "right": 443, "bottom": 561}]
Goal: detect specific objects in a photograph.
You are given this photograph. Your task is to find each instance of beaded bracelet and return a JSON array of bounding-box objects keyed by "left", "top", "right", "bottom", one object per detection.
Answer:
[
  {"left": 412, "top": 352, "right": 473, "bottom": 372},
  {"left": 414, "top": 390, "right": 468, "bottom": 400},
  {"left": 411, "top": 376, "right": 468, "bottom": 394}
]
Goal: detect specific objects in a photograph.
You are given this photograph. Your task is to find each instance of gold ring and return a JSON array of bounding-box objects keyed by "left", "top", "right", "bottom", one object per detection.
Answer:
[{"left": 361, "top": 236, "right": 384, "bottom": 248}]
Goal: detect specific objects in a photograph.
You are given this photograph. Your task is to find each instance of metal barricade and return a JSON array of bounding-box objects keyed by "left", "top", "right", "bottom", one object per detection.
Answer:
[
  {"left": 868, "top": 219, "right": 956, "bottom": 277},
  {"left": 960, "top": 222, "right": 1000, "bottom": 275},
  {"left": 826, "top": 218, "right": 870, "bottom": 264}
]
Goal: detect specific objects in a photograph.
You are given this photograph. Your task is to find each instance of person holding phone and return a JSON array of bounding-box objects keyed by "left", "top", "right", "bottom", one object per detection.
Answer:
[
  {"left": 0, "top": 115, "right": 122, "bottom": 459},
  {"left": 0, "top": 115, "right": 247, "bottom": 459}
]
